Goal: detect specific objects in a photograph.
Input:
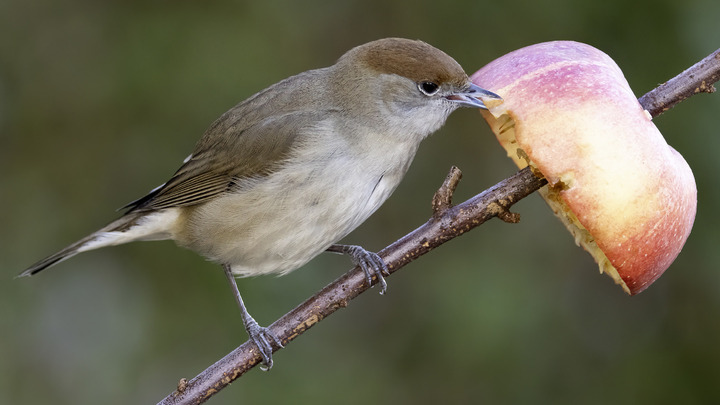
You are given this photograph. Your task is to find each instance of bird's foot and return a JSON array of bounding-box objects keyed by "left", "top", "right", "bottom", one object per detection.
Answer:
[
  {"left": 244, "top": 316, "right": 283, "bottom": 371},
  {"left": 329, "top": 244, "right": 389, "bottom": 294}
]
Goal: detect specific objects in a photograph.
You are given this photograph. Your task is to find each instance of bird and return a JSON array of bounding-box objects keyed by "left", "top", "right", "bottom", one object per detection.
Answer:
[{"left": 19, "top": 37, "right": 501, "bottom": 369}]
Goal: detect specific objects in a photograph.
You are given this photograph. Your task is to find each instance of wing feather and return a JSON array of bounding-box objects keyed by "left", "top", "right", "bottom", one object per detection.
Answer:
[{"left": 124, "top": 68, "right": 333, "bottom": 213}]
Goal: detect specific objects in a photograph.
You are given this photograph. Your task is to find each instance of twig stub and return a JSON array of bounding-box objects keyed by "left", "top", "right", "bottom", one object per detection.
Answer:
[{"left": 432, "top": 166, "right": 463, "bottom": 216}]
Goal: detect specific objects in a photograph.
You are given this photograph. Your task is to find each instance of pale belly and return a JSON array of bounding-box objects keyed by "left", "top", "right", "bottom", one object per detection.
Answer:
[{"left": 175, "top": 154, "right": 408, "bottom": 277}]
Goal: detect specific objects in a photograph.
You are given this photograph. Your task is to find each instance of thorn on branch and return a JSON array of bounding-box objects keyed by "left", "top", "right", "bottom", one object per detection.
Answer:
[
  {"left": 696, "top": 81, "right": 716, "bottom": 94},
  {"left": 432, "top": 166, "right": 462, "bottom": 217},
  {"left": 492, "top": 201, "right": 522, "bottom": 223},
  {"left": 177, "top": 378, "right": 188, "bottom": 393}
]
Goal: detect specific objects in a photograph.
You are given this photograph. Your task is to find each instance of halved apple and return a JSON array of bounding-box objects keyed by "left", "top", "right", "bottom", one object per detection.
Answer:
[{"left": 470, "top": 41, "right": 697, "bottom": 295}]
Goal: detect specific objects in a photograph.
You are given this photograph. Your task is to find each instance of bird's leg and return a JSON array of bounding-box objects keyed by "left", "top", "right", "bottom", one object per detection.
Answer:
[
  {"left": 327, "top": 244, "right": 389, "bottom": 294},
  {"left": 222, "top": 264, "right": 283, "bottom": 370}
]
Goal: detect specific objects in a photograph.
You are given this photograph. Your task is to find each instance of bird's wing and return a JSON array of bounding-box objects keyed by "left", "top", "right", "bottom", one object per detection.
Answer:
[
  {"left": 122, "top": 68, "right": 336, "bottom": 213},
  {"left": 124, "top": 108, "right": 325, "bottom": 212}
]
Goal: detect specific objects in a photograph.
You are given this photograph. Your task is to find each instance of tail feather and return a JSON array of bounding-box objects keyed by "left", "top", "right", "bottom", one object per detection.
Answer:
[{"left": 18, "top": 211, "right": 151, "bottom": 277}]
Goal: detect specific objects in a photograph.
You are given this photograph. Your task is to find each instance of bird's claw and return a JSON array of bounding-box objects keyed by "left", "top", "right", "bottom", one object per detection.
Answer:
[
  {"left": 341, "top": 245, "right": 389, "bottom": 294},
  {"left": 245, "top": 318, "right": 283, "bottom": 370}
]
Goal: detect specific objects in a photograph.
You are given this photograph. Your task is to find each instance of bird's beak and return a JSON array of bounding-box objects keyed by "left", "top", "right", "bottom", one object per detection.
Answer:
[{"left": 446, "top": 83, "right": 502, "bottom": 109}]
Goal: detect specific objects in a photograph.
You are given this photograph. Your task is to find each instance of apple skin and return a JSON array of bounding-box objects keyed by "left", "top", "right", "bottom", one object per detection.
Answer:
[{"left": 470, "top": 41, "right": 697, "bottom": 295}]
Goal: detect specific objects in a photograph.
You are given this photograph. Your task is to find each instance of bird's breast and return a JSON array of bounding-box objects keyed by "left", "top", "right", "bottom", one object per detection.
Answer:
[{"left": 176, "top": 130, "right": 418, "bottom": 277}]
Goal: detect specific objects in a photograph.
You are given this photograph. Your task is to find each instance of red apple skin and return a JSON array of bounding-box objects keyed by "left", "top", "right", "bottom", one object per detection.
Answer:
[{"left": 470, "top": 41, "right": 697, "bottom": 295}]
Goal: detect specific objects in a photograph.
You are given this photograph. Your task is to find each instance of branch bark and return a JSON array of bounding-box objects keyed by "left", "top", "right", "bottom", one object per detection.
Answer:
[
  {"left": 638, "top": 48, "right": 720, "bottom": 117},
  {"left": 158, "top": 47, "right": 720, "bottom": 405}
]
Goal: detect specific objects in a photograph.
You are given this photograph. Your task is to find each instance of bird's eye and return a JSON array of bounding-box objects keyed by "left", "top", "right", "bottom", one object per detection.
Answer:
[{"left": 418, "top": 81, "right": 440, "bottom": 96}]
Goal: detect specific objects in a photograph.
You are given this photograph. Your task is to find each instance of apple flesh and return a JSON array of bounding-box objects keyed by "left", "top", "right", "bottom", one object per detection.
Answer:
[{"left": 470, "top": 41, "right": 697, "bottom": 295}]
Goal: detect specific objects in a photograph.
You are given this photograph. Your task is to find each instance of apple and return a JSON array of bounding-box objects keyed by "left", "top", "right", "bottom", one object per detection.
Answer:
[{"left": 470, "top": 41, "right": 697, "bottom": 295}]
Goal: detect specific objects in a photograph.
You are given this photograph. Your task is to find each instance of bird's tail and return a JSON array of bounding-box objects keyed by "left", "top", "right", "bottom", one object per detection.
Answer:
[{"left": 18, "top": 211, "right": 164, "bottom": 277}]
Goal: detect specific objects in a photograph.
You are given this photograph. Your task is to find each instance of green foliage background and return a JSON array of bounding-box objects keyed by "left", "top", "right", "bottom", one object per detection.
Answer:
[{"left": 2, "top": 1, "right": 718, "bottom": 403}]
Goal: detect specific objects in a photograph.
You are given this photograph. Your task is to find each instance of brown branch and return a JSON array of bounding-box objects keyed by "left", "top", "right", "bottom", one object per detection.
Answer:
[
  {"left": 158, "top": 47, "right": 720, "bottom": 405},
  {"left": 159, "top": 166, "right": 547, "bottom": 405},
  {"left": 431, "top": 165, "right": 463, "bottom": 216},
  {"left": 638, "top": 48, "right": 720, "bottom": 117}
]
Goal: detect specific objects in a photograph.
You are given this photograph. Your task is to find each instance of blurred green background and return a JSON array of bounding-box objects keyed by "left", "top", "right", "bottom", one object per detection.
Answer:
[{"left": 2, "top": 0, "right": 719, "bottom": 404}]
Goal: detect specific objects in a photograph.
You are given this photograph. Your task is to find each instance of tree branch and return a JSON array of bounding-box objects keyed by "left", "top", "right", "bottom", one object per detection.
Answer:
[
  {"left": 158, "top": 47, "right": 720, "bottom": 405},
  {"left": 638, "top": 48, "right": 720, "bottom": 117}
]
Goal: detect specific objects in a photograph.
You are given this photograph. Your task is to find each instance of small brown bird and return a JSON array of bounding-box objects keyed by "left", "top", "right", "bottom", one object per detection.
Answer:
[{"left": 20, "top": 38, "right": 500, "bottom": 368}]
